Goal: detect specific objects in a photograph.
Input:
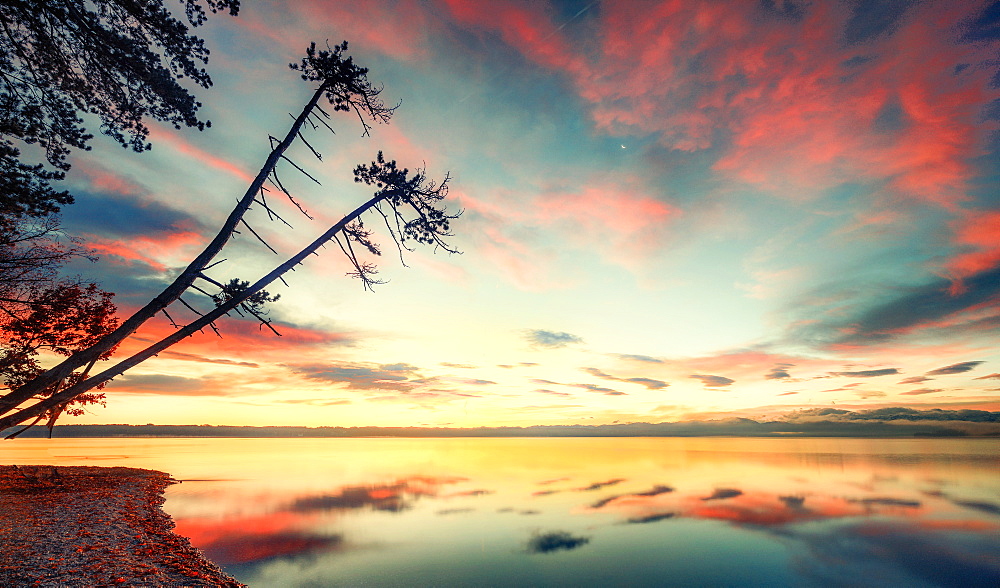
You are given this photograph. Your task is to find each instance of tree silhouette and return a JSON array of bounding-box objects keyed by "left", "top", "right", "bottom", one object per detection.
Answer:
[
  {"left": 1, "top": 0, "right": 239, "bottom": 434},
  {"left": 1, "top": 0, "right": 239, "bottom": 168},
  {"left": 0, "top": 41, "right": 459, "bottom": 433},
  {"left": 1, "top": 0, "right": 239, "bottom": 247},
  {"left": 1, "top": 0, "right": 240, "bottom": 262}
]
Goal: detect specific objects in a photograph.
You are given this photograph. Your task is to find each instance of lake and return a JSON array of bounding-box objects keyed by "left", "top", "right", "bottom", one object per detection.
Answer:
[{"left": 3, "top": 437, "right": 999, "bottom": 586}]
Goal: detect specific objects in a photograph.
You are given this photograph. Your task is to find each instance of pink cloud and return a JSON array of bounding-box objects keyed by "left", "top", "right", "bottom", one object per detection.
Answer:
[
  {"left": 474, "top": 223, "right": 564, "bottom": 292},
  {"left": 454, "top": 178, "right": 678, "bottom": 289},
  {"left": 407, "top": 250, "right": 471, "bottom": 286},
  {"left": 148, "top": 126, "right": 255, "bottom": 184},
  {"left": 85, "top": 229, "right": 205, "bottom": 272},
  {"left": 445, "top": 1, "right": 997, "bottom": 207},
  {"left": 441, "top": 0, "right": 587, "bottom": 75},
  {"left": 535, "top": 185, "right": 677, "bottom": 258},
  {"left": 359, "top": 123, "right": 438, "bottom": 175},
  {"left": 696, "top": 3, "right": 992, "bottom": 204},
  {"left": 73, "top": 161, "right": 147, "bottom": 196},
  {"left": 943, "top": 211, "right": 1000, "bottom": 293},
  {"left": 676, "top": 350, "right": 833, "bottom": 382},
  {"left": 237, "top": 0, "right": 434, "bottom": 62}
]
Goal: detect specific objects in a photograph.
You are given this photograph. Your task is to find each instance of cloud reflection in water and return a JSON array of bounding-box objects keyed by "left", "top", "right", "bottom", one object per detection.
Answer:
[{"left": 161, "top": 438, "right": 999, "bottom": 586}]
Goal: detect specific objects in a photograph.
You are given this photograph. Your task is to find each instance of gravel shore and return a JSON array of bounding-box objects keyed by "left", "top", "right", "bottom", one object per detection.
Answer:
[{"left": 0, "top": 465, "right": 244, "bottom": 587}]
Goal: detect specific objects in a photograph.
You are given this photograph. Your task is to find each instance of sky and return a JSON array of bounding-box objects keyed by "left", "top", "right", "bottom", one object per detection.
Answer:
[{"left": 53, "top": 0, "right": 1000, "bottom": 428}]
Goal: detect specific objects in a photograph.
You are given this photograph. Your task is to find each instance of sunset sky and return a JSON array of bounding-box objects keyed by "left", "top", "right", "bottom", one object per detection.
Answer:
[{"left": 57, "top": 0, "right": 1000, "bottom": 427}]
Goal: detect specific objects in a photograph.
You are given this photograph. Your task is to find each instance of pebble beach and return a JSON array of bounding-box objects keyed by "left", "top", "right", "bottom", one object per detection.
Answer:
[{"left": 0, "top": 465, "right": 243, "bottom": 587}]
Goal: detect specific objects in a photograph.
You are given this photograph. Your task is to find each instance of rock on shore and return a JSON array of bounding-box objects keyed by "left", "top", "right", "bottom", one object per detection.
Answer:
[{"left": 0, "top": 465, "right": 244, "bottom": 587}]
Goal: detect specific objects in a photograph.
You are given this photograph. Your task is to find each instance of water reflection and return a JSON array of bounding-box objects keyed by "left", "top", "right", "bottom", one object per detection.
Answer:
[
  {"left": 526, "top": 531, "right": 590, "bottom": 554},
  {"left": 289, "top": 476, "right": 467, "bottom": 514},
  {"left": 3, "top": 437, "right": 998, "bottom": 586},
  {"left": 166, "top": 438, "right": 1000, "bottom": 587}
]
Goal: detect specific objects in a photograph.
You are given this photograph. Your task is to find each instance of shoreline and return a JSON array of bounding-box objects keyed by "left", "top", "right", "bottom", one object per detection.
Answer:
[{"left": 0, "top": 465, "right": 244, "bottom": 587}]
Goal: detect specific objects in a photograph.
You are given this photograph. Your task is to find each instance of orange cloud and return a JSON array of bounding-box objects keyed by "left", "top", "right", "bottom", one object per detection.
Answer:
[{"left": 116, "top": 314, "right": 353, "bottom": 368}]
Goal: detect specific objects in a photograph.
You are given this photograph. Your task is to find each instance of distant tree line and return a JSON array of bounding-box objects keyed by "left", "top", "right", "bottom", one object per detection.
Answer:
[{"left": 6, "top": 415, "right": 998, "bottom": 439}]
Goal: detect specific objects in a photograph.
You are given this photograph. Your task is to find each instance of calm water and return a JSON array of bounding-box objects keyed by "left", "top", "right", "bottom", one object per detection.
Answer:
[{"left": 3, "top": 437, "right": 999, "bottom": 587}]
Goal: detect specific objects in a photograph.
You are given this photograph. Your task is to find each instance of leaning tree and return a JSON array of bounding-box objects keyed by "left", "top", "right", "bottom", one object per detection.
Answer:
[
  {"left": 0, "top": 41, "right": 459, "bottom": 435},
  {"left": 1, "top": 0, "right": 242, "bottom": 432}
]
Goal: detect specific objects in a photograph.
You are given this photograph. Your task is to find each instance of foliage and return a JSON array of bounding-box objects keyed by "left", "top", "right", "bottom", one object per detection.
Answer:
[
  {"left": 0, "top": 217, "right": 78, "bottom": 296},
  {"left": 210, "top": 278, "right": 279, "bottom": 311},
  {"left": 345, "top": 151, "right": 458, "bottom": 289},
  {"left": 0, "top": 283, "right": 118, "bottom": 436},
  {"left": 0, "top": 0, "right": 240, "bottom": 257},
  {"left": 0, "top": 144, "right": 73, "bottom": 225},
  {"left": 290, "top": 41, "right": 395, "bottom": 136},
  {"left": 0, "top": 284, "right": 118, "bottom": 386},
  {"left": 354, "top": 151, "right": 456, "bottom": 248},
  {"left": 0, "top": 0, "right": 240, "bottom": 170},
  {"left": 0, "top": 205, "right": 110, "bottom": 434}
]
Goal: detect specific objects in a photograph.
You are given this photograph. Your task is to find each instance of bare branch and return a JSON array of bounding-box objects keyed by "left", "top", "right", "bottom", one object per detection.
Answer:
[
  {"left": 240, "top": 303, "right": 282, "bottom": 337},
  {"left": 240, "top": 219, "right": 278, "bottom": 254},
  {"left": 188, "top": 284, "right": 217, "bottom": 307},
  {"left": 269, "top": 171, "right": 313, "bottom": 220},
  {"left": 4, "top": 413, "right": 46, "bottom": 440},
  {"left": 296, "top": 130, "right": 323, "bottom": 161},
  {"left": 202, "top": 258, "right": 227, "bottom": 271},
  {"left": 309, "top": 109, "right": 336, "bottom": 134},
  {"left": 177, "top": 296, "right": 205, "bottom": 317},
  {"left": 254, "top": 186, "right": 296, "bottom": 228},
  {"left": 372, "top": 202, "right": 409, "bottom": 266},
  {"left": 196, "top": 273, "right": 225, "bottom": 289},
  {"left": 333, "top": 232, "right": 384, "bottom": 292},
  {"left": 352, "top": 103, "right": 373, "bottom": 137},
  {"left": 162, "top": 308, "right": 179, "bottom": 329},
  {"left": 280, "top": 154, "right": 322, "bottom": 185},
  {"left": 0, "top": 80, "right": 331, "bottom": 416}
]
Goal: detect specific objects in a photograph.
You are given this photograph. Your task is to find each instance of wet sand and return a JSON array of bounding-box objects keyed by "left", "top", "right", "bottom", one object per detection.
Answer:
[{"left": 0, "top": 465, "right": 243, "bottom": 587}]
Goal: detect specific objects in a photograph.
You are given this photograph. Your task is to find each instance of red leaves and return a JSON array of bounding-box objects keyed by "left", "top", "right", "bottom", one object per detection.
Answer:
[
  {"left": 2, "top": 284, "right": 118, "bottom": 359},
  {"left": 1, "top": 283, "right": 118, "bottom": 432}
]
